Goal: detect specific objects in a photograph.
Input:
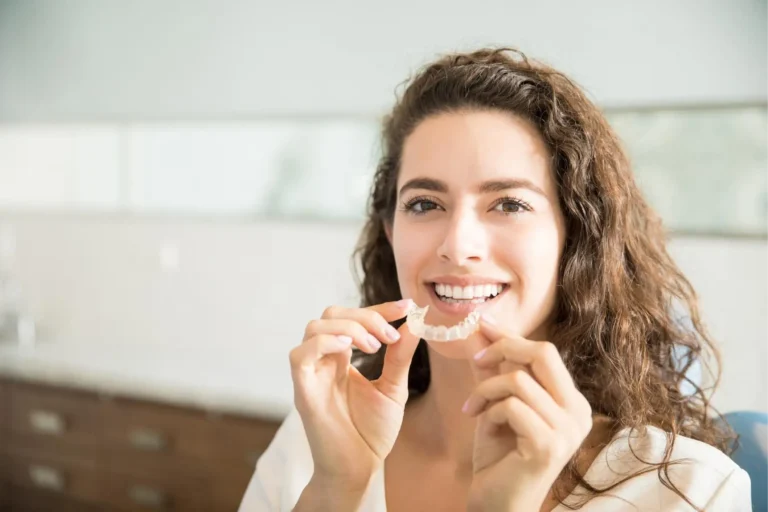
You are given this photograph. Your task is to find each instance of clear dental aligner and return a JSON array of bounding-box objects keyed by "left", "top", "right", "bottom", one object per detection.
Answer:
[{"left": 405, "top": 303, "right": 480, "bottom": 342}]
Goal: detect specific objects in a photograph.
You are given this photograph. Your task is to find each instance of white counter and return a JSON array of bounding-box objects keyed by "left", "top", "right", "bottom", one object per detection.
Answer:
[{"left": 0, "top": 342, "right": 295, "bottom": 421}]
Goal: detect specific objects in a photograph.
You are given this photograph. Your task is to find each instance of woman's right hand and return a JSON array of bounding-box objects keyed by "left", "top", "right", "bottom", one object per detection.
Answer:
[{"left": 289, "top": 299, "right": 420, "bottom": 493}]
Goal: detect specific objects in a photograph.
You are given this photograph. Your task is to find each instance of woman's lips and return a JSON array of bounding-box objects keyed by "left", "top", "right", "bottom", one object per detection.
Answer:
[{"left": 426, "top": 283, "right": 508, "bottom": 316}]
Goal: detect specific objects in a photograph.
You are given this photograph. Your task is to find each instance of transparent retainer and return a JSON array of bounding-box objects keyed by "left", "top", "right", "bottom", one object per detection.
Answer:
[{"left": 405, "top": 303, "right": 480, "bottom": 342}]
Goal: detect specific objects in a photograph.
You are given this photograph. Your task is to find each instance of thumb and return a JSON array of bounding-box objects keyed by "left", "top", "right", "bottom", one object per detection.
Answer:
[{"left": 376, "top": 321, "right": 421, "bottom": 404}]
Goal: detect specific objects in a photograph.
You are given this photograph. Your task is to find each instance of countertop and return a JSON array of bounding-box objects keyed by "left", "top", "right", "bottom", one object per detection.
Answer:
[{"left": 0, "top": 342, "right": 294, "bottom": 421}]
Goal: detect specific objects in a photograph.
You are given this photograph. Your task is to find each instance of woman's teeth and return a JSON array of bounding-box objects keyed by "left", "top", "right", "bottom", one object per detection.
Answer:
[{"left": 433, "top": 283, "right": 504, "bottom": 303}]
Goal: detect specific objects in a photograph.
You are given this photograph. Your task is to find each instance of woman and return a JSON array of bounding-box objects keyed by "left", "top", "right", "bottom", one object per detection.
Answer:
[{"left": 239, "top": 48, "right": 751, "bottom": 511}]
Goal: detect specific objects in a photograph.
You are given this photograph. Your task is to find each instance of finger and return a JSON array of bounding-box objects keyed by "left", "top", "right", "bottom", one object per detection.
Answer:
[
  {"left": 376, "top": 321, "right": 421, "bottom": 404},
  {"left": 485, "top": 396, "right": 552, "bottom": 442},
  {"left": 289, "top": 334, "right": 354, "bottom": 376},
  {"left": 363, "top": 298, "right": 414, "bottom": 321},
  {"left": 463, "top": 370, "right": 565, "bottom": 430},
  {"left": 304, "top": 318, "right": 384, "bottom": 353},
  {"left": 320, "top": 300, "right": 413, "bottom": 345},
  {"left": 466, "top": 330, "right": 500, "bottom": 384},
  {"left": 474, "top": 318, "right": 575, "bottom": 407}
]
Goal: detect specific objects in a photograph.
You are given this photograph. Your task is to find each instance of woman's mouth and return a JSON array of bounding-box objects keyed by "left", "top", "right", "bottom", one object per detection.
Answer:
[
  {"left": 431, "top": 282, "right": 507, "bottom": 304},
  {"left": 425, "top": 281, "right": 509, "bottom": 316}
]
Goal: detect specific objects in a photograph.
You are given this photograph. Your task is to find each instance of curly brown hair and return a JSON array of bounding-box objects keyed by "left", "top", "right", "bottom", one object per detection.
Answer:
[{"left": 351, "top": 47, "right": 734, "bottom": 509}]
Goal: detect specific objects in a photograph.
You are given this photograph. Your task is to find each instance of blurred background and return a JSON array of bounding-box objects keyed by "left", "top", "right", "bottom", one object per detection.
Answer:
[{"left": 0, "top": 1, "right": 765, "bottom": 511}]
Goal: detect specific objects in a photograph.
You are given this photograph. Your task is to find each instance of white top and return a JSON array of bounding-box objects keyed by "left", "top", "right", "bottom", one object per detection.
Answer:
[{"left": 239, "top": 409, "right": 752, "bottom": 511}]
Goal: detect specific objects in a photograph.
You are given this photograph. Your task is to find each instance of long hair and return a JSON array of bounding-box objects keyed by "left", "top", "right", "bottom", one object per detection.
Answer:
[{"left": 352, "top": 47, "right": 734, "bottom": 509}]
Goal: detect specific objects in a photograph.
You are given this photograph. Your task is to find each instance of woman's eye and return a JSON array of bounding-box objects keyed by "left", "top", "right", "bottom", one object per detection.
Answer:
[
  {"left": 410, "top": 200, "right": 439, "bottom": 213},
  {"left": 493, "top": 200, "right": 525, "bottom": 214}
]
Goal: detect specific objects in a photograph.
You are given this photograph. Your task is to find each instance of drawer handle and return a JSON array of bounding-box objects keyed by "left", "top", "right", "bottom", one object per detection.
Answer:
[
  {"left": 129, "top": 485, "right": 167, "bottom": 508},
  {"left": 28, "top": 465, "right": 65, "bottom": 491},
  {"left": 29, "top": 410, "right": 66, "bottom": 435},
  {"left": 129, "top": 428, "right": 167, "bottom": 451}
]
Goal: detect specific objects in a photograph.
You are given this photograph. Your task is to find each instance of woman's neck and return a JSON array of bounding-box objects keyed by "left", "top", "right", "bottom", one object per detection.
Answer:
[{"left": 404, "top": 346, "right": 478, "bottom": 469}]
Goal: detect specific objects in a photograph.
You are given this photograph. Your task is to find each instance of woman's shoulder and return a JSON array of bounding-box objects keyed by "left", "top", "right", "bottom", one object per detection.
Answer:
[{"left": 569, "top": 424, "right": 752, "bottom": 511}]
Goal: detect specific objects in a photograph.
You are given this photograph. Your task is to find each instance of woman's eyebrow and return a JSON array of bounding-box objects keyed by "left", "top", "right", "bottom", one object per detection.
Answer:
[
  {"left": 478, "top": 178, "right": 546, "bottom": 197},
  {"left": 399, "top": 177, "right": 546, "bottom": 197},
  {"left": 399, "top": 177, "right": 448, "bottom": 196}
]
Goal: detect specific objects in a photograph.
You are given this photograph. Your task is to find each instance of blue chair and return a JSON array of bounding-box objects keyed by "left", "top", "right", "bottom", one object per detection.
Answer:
[{"left": 723, "top": 411, "right": 767, "bottom": 511}]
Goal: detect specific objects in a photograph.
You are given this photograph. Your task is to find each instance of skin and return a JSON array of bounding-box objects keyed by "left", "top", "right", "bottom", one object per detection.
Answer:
[{"left": 291, "top": 110, "right": 602, "bottom": 512}]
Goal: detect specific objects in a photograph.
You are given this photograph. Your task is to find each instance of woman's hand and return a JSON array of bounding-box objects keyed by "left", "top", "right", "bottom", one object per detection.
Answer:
[
  {"left": 289, "top": 299, "right": 420, "bottom": 494},
  {"left": 464, "top": 316, "right": 593, "bottom": 512}
]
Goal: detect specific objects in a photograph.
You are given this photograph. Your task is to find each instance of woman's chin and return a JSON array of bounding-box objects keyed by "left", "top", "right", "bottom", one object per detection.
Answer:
[{"left": 426, "top": 335, "right": 486, "bottom": 360}]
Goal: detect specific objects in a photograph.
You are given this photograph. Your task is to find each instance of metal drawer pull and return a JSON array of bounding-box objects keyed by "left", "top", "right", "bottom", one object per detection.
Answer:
[
  {"left": 129, "top": 428, "right": 167, "bottom": 451},
  {"left": 29, "top": 410, "right": 66, "bottom": 435},
  {"left": 129, "top": 485, "right": 166, "bottom": 508},
  {"left": 29, "top": 465, "right": 65, "bottom": 491}
]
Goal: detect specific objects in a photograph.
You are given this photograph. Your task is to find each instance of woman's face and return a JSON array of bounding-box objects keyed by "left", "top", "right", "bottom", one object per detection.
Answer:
[{"left": 389, "top": 110, "right": 566, "bottom": 359}]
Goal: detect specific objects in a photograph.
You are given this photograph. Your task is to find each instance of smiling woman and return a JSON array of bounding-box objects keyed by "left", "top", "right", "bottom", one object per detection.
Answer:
[{"left": 238, "top": 48, "right": 751, "bottom": 512}]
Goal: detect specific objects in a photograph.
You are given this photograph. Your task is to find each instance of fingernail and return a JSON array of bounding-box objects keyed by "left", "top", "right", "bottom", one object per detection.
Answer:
[
  {"left": 462, "top": 398, "right": 471, "bottom": 414},
  {"left": 482, "top": 313, "right": 496, "bottom": 325},
  {"left": 367, "top": 333, "right": 382, "bottom": 350},
  {"left": 337, "top": 335, "right": 353, "bottom": 346},
  {"left": 385, "top": 325, "right": 401, "bottom": 342},
  {"left": 473, "top": 348, "right": 487, "bottom": 360},
  {"left": 396, "top": 298, "right": 413, "bottom": 309}
]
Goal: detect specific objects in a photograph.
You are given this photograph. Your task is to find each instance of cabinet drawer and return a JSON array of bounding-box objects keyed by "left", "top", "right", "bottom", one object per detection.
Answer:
[
  {"left": 102, "top": 399, "right": 280, "bottom": 467},
  {"left": 6, "top": 449, "right": 106, "bottom": 506},
  {"left": 0, "top": 380, "right": 9, "bottom": 467},
  {"left": 6, "top": 484, "right": 104, "bottom": 512},
  {"left": 0, "top": 451, "right": 8, "bottom": 511},
  {"left": 103, "top": 469, "right": 211, "bottom": 512},
  {"left": 0, "top": 379, "right": 10, "bottom": 430},
  {"left": 210, "top": 469, "right": 254, "bottom": 511},
  {"left": 103, "top": 398, "right": 212, "bottom": 462},
  {"left": 207, "top": 414, "right": 280, "bottom": 469},
  {"left": 0, "top": 450, "right": 9, "bottom": 480},
  {"left": 0, "top": 482, "right": 7, "bottom": 512},
  {"left": 9, "top": 382, "right": 104, "bottom": 447}
]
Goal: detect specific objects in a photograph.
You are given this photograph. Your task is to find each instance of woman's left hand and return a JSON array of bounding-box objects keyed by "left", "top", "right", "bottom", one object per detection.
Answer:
[{"left": 464, "top": 316, "right": 594, "bottom": 512}]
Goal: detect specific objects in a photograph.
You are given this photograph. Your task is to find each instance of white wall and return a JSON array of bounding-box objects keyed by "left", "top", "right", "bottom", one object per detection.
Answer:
[
  {"left": 0, "top": 0, "right": 765, "bottom": 121},
  {"left": 4, "top": 215, "right": 766, "bottom": 414}
]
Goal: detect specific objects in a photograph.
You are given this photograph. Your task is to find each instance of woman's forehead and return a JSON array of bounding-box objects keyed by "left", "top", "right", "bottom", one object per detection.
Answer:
[{"left": 398, "top": 110, "right": 555, "bottom": 196}]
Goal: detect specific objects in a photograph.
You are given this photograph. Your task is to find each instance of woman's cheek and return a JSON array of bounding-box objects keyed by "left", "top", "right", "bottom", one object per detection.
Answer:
[{"left": 393, "top": 228, "right": 430, "bottom": 297}]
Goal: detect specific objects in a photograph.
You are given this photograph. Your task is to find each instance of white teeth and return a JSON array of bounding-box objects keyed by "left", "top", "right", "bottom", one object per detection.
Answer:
[{"left": 433, "top": 283, "right": 505, "bottom": 301}]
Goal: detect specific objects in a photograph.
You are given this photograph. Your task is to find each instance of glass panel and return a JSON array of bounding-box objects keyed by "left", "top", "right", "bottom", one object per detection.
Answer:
[
  {"left": 126, "top": 123, "right": 296, "bottom": 215},
  {"left": 0, "top": 125, "right": 121, "bottom": 210},
  {"left": 607, "top": 107, "right": 767, "bottom": 236}
]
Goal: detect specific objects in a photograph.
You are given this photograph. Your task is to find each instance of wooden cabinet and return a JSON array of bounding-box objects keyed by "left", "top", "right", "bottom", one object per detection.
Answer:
[
  {"left": 0, "top": 379, "right": 10, "bottom": 511},
  {"left": 0, "top": 379, "right": 281, "bottom": 512},
  {"left": 0, "top": 379, "right": 10, "bottom": 430}
]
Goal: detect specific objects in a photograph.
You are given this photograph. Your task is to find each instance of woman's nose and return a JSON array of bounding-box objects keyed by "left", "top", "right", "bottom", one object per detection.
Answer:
[{"left": 436, "top": 211, "right": 488, "bottom": 265}]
